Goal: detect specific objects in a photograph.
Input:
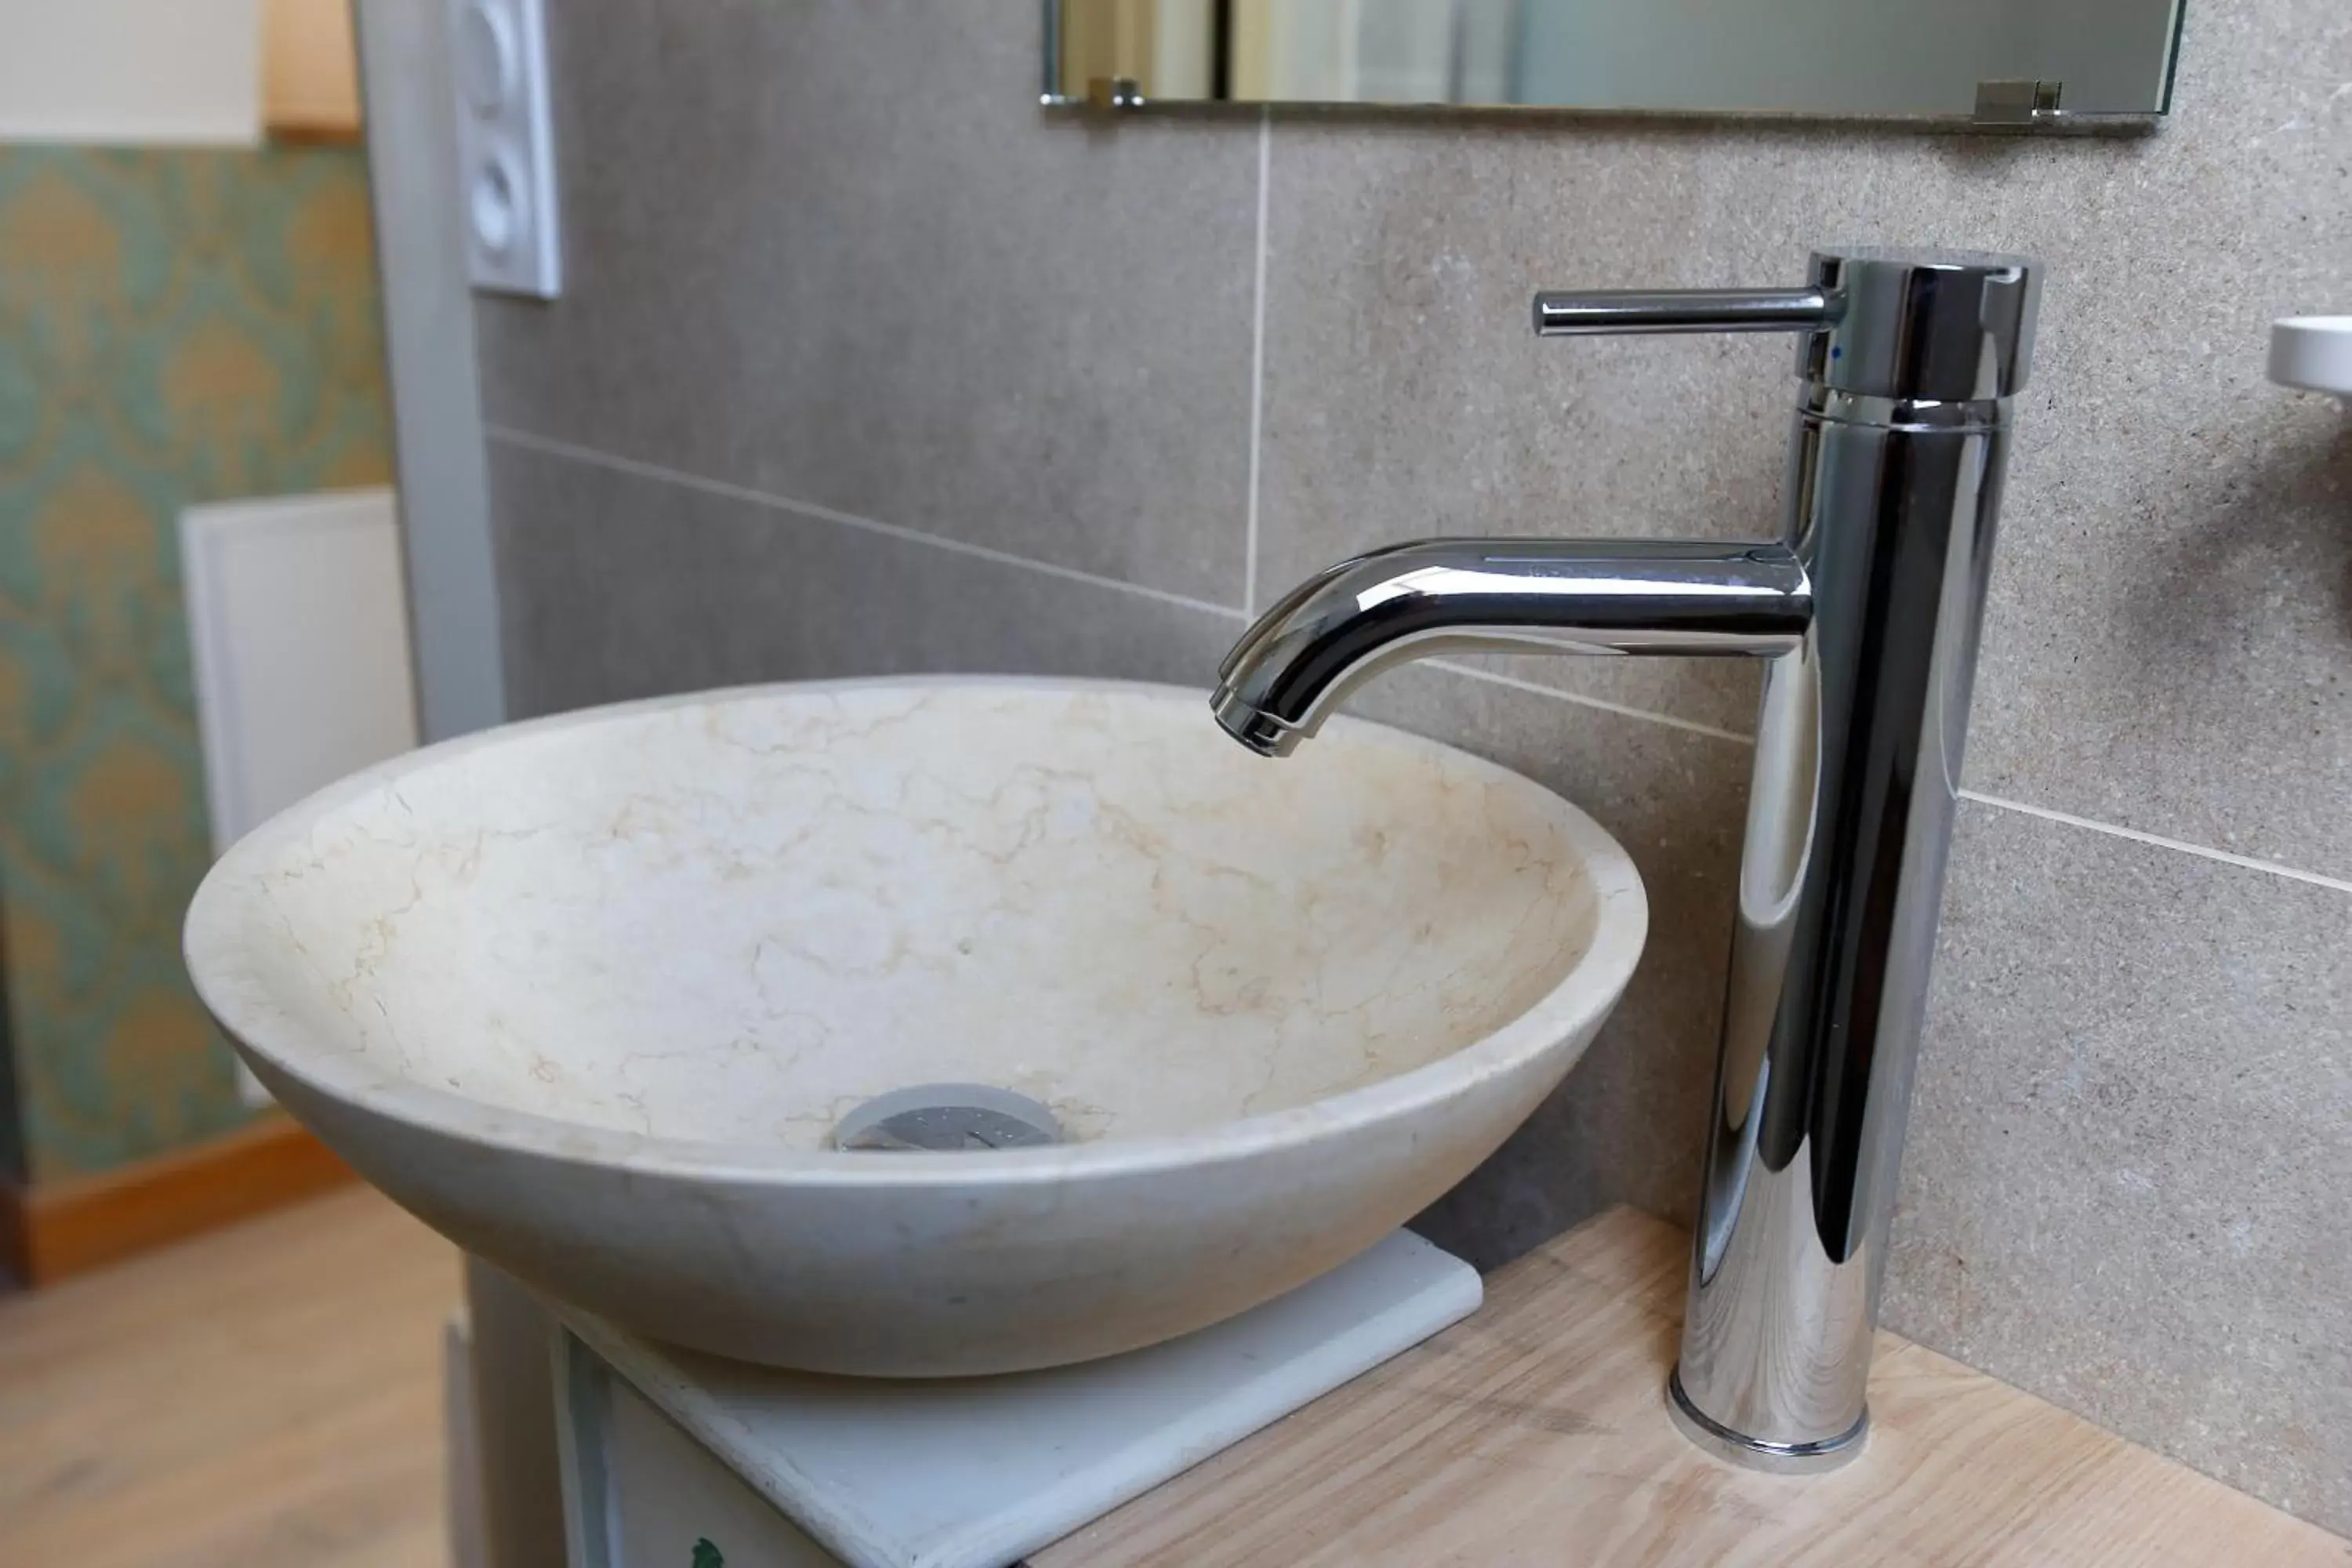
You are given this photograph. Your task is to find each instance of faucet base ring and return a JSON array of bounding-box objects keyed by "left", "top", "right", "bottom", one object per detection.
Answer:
[{"left": 1665, "top": 1365, "right": 1869, "bottom": 1474}]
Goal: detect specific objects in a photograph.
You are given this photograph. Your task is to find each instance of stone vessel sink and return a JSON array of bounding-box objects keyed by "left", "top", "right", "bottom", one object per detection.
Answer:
[{"left": 184, "top": 678, "right": 1646, "bottom": 1376}]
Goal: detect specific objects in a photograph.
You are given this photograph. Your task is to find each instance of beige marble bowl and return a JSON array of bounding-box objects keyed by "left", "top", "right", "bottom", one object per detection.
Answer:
[{"left": 185, "top": 678, "right": 1646, "bottom": 1375}]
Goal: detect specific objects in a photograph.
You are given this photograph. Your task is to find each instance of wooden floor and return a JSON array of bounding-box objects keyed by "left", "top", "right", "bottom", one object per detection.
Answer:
[
  {"left": 0, "top": 1186, "right": 459, "bottom": 1568},
  {"left": 5, "top": 1192, "right": 2346, "bottom": 1568},
  {"left": 1044, "top": 1208, "right": 2352, "bottom": 1568}
]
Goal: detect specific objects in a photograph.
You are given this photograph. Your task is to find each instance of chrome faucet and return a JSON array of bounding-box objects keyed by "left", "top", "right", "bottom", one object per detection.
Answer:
[{"left": 1213, "top": 248, "right": 2042, "bottom": 1471}]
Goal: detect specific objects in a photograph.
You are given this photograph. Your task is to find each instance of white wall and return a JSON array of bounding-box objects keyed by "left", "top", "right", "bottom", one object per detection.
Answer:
[
  {"left": 355, "top": 0, "right": 510, "bottom": 743},
  {"left": 180, "top": 487, "right": 418, "bottom": 858},
  {"left": 0, "top": 0, "right": 263, "bottom": 146}
]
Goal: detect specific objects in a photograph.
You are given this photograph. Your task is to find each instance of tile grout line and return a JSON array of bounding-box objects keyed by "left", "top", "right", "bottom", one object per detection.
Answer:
[
  {"left": 1425, "top": 659, "right": 1758, "bottom": 746},
  {"left": 485, "top": 424, "right": 2352, "bottom": 900},
  {"left": 483, "top": 423, "right": 1252, "bottom": 625},
  {"left": 1955, "top": 790, "right": 2352, "bottom": 896},
  {"left": 1242, "top": 108, "right": 1271, "bottom": 620}
]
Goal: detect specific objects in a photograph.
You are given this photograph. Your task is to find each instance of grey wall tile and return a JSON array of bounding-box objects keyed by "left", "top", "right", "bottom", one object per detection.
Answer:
[
  {"left": 1255, "top": 125, "right": 1778, "bottom": 738},
  {"left": 488, "top": 437, "right": 1242, "bottom": 720},
  {"left": 494, "top": 423, "right": 1750, "bottom": 1273},
  {"left": 1889, "top": 803, "right": 2352, "bottom": 1532},
  {"left": 1681, "top": 0, "right": 2352, "bottom": 880},
  {"left": 477, "top": 0, "right": 1260, "bottom": 606},
  {"left": 1342, "top": 666, "right": 1750, "bottom": 1266},
  {"left": 1257, "top": 0, "right": 2352, "bottom": 874},
  {"left": 474, "top": 0, "right": 2352, "bottom": 1533}
]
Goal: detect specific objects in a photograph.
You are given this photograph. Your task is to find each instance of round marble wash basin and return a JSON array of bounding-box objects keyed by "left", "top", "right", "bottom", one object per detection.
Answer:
[{"left": 185, "top": 678, "right": 1646, "bottom": 1375}]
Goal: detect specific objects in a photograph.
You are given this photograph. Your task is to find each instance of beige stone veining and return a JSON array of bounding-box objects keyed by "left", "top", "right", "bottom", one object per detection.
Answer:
[
  {"left": 221, "top": 683, "right": 1599, "bottom": 1146},
  {"left": 185, "top": 677, "right": 1646, "bottom": 1375}
]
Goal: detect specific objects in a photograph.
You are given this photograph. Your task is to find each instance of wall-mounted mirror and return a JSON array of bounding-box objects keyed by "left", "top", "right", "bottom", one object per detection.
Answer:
[{"left": 1046, "top": 0, "right": 2186, "bottom": 125}]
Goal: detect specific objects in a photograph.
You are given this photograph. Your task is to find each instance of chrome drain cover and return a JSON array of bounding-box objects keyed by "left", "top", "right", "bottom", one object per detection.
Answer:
[{"left": 829, "top": 1084, "right": 1064, "bottom": 1152}]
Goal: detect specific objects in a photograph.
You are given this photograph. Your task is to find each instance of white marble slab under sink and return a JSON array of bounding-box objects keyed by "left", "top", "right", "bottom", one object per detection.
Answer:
[
  {"left": 555, "top": 1230, "right": 1483, "bottom": 1568},
  {"left": 184, "top": 677, "right": 1646, "bottom": 1376}
]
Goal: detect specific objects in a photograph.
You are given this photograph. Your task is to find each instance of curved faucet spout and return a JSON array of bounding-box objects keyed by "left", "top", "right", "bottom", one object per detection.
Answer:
[
  {"left": 1210, "top": 538, "right": 1812, "bottom": 756},
  {"left": 1212, "top": 249, "right": 2038, "bottom": 1472}
]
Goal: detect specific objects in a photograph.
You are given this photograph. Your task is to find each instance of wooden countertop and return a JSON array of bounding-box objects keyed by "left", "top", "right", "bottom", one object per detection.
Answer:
[{"left": 1038, "top": 1207, "right": 2351, "bottom": 1567}]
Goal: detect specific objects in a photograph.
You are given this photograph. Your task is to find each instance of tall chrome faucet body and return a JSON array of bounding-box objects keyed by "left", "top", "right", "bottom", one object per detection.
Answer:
[{"left": 1213, "top": 249, "right": 2042, "bottom": 1470}]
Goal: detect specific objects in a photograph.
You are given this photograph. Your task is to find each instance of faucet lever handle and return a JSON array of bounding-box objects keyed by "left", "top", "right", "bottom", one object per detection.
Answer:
[
  {"left": 1537, "top": 252, "right": 2039, "bottom": 400},
  {"left": 1531, "top": 287, "right": 1838, "bottom": 337}
]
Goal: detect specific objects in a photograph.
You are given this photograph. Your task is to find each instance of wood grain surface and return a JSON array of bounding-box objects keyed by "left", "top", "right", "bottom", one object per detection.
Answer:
[
  {"left": 0, "top": 1185, "right": 459, "bottom": 1568},
  {"left": 1040, "top": 1207, "right": 2352, "bottom": 1567}
]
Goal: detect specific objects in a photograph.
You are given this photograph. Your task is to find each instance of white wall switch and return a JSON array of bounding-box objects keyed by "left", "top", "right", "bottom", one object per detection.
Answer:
[{"left": 450, "top": 0, "right": 561, "bottom": 298}]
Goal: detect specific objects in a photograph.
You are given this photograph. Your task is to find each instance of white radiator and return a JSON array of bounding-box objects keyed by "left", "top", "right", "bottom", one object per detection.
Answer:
[{"left": 180, "top": 487, "right": 420, "bottom": 1104}]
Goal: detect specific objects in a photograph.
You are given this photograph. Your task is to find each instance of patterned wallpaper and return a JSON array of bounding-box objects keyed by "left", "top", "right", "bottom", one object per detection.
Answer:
[{"left": 0, "top": 147, "right": 392, "bottom": 1181}]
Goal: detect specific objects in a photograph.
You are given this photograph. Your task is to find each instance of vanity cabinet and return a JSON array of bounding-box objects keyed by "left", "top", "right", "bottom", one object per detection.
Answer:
[{"left": 557, "top": 1335, "right": 841, "bottom": 1568}]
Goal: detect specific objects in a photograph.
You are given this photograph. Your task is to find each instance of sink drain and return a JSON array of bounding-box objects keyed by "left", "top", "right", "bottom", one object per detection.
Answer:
[{"left": 829, "top": 1084, "right": 1064, "bottom": 1152}]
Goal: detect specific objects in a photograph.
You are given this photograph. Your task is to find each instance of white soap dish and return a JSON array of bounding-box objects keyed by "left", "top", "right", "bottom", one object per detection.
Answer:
[{"left": 2268, "top": 316, "right": 2352, "bottom": 397}]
